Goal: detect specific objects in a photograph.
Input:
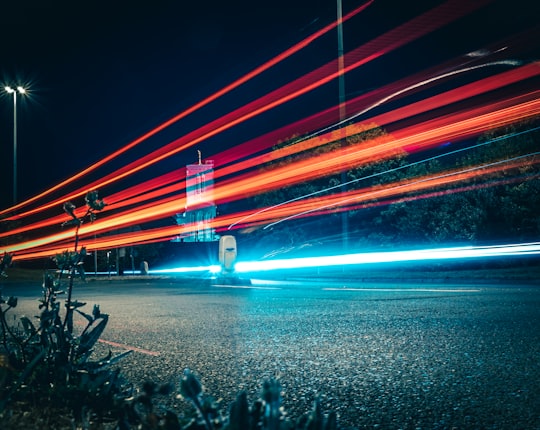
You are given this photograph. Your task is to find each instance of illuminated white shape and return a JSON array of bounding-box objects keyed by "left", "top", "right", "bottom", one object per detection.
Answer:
[{"left": 4, "top": 86, "right": 26, "bottom": 94}]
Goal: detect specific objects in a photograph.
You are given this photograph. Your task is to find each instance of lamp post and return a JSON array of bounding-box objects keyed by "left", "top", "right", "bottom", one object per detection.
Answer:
[
  {"left": 4, "top": 85, "right": 26, "bottom": 205},
  {"left": 337, "top": 0, "right": 348, "bottom": 252}
]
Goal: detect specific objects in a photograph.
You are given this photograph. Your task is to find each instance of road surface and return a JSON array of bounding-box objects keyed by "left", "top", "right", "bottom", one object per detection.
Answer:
[{"left": 2, "top": 276, "right": 539, "bottom": 429}]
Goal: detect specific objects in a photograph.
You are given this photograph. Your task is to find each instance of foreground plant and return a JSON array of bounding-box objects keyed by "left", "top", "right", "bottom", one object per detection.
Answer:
[
  {"left": 0, "top": 192, "right": 341, "bottom": 429},
  {"left": 0, "top": 192, "right": 134, "bottom": 426},
  {"left": 118, "top": 369, "right": 338, "bottom": 430}
]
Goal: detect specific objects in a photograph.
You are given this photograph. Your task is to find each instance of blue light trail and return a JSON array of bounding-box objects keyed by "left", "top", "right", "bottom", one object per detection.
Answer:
[{"left": 233, "top": 242, "right": 540, "bottom": 273}]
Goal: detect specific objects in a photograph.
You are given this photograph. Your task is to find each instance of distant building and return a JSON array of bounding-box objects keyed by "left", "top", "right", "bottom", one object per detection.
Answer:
[{"left": 172, "top": 156, "right": 219, "bottom": 243}]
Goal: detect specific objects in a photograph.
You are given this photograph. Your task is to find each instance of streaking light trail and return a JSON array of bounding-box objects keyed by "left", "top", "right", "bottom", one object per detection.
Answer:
[
  {"left": 216, "top": 57, "right": 540, "bottom": 173},
  {"left": 1, "top": 0, "right": 487, "bottom": 222},
  {"left": 263, "top": 150, "right": 540, "bottom": 229},
  {"left": 0, "top": 1, "right": 537, "bottom": 265},
  {"left": 212, "top": 94, "right": 540, "bottom": 205},
  {"left": 151, "top": 265, "right": 222, "bottom": 274},
  {"left": 305, "top": 174, "right": 539, "bottom": 220},
  {"left": 0, "top": 0, "right": 374, "bottom": 218},
  {"left": 233, "top": 242, "right": 540, "bottom": 273},
  {"left": 2, "top": 62, "right": 536, "bottom": 240},
  {"left": 4, "top": 150, "right": 537, "bottom": 260},
  {"left": 297, "top": 59, "right": 523, "bottom": 143},
  {"left": 2, "top": 89, "right": 539, "bottom": 257},
  {"left": 228, "top": 125, "right": 540, "bottom": 230}
]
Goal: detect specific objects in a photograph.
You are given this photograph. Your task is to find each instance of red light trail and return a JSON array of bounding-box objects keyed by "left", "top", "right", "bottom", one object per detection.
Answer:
[
  {"left": 3, "top": 60, "right": 535, "bottom": 242},
  {"left": 0, "top": 0, "right": 374, "bottom": 219},
  {"left": 1, "top": 0, "right": 486, "bottom": 223},
  {"left": 1, "top": 85, "right": 538, "bottom": 256},
  {"left": 1, "top": 0, "right": 537, "bottom": 264},
  {"left": 262, "top": 152, "right": 540, "bottom": 229},
  {"left": 7, "top": 150, "right": 538, "bottom": 261},
  {"left": 216, "top": 64, "right": 540, "bottom": 181},
  {"left": 1, "top": 81, "right": 538, "bottom": 257}
]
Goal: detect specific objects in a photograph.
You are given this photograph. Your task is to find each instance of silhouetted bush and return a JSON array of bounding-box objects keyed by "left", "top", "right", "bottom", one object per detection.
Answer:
[{"left": 0, "top": 194, "right": 340, "bottom": 429}]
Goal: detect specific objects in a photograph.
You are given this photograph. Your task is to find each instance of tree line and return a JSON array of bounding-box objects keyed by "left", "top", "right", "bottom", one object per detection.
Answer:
[{"left": 242, "top": 117, "right": 540, "bottom": 254}]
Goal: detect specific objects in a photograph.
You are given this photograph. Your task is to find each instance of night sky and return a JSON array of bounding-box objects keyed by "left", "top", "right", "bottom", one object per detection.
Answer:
[{"left": 1, "top": 0, "right": 538, "bottom": 211}]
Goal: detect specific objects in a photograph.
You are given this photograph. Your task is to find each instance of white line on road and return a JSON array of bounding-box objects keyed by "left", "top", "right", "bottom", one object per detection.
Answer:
[{"left": 213, "top": 284, "right": 282, "bottom": 290}]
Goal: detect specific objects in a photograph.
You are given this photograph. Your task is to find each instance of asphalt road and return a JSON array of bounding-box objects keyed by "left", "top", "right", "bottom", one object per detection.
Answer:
[{"left": 2, "top": 276, "right": 540, "bottom": 429}]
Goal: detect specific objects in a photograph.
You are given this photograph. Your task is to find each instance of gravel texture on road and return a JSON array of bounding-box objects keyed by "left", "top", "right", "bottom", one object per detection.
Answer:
[{"left": 3, "top": 277, "right": 540, "bottom": 429}]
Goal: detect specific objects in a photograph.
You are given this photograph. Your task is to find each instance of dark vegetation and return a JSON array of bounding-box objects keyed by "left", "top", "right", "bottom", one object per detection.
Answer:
[
  {"left": 0, "top": 193, "right": 339, "bottom": 429},
  {"left": 239, "top": 118, "right": 540, "bottom": 258}
]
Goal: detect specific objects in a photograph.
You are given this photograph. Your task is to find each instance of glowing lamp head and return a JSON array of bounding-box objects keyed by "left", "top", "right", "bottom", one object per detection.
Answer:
[{"left": 4, "top": 86, "right": 25, "bottom": 94}]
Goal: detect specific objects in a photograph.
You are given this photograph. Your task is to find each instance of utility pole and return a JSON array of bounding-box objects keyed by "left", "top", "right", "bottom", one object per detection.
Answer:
[
  {"left": 4, "top": 85, "right": 26, "bottom": 205},
  {"left": 337, "top": 0, "right": 349, "bottom": 251}
]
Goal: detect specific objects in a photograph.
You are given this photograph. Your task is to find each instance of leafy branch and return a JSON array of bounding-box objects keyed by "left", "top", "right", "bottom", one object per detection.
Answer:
[{"left": 0, "top": 191, "right": 134, "bottom": 423}]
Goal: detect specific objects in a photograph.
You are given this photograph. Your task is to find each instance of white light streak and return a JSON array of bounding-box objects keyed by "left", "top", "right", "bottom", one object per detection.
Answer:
[
  {"left": 322, "top": 288, "right": 480, "bottom": 292},
  {"left": 150, "top": 265, "right": 221, "bottom": 274},
  {"left": 234, "top": 242, "right": 540, "bottom": 273}
]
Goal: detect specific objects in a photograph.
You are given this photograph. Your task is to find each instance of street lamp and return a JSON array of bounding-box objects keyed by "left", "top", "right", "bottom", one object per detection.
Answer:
[
  {"left": 336, "top": 0, "right": 348, "bottom": 252},
  {"left": 4, "top": 85, "right": 26, "bottom": 205}
]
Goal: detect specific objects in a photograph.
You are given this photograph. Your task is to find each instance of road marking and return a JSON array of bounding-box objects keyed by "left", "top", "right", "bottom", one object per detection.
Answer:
[
  {"left": 74, "top": 320, "right": 160, "bottom": 356},
  {"left": 323, "top": 287, "right": 481, "bottom": 293},
  {"left": 98, "top": 339, "right": 160, "bottom": 356},
  {"left": 213, "top": 284, "right": 281, "bottom": 290}
]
